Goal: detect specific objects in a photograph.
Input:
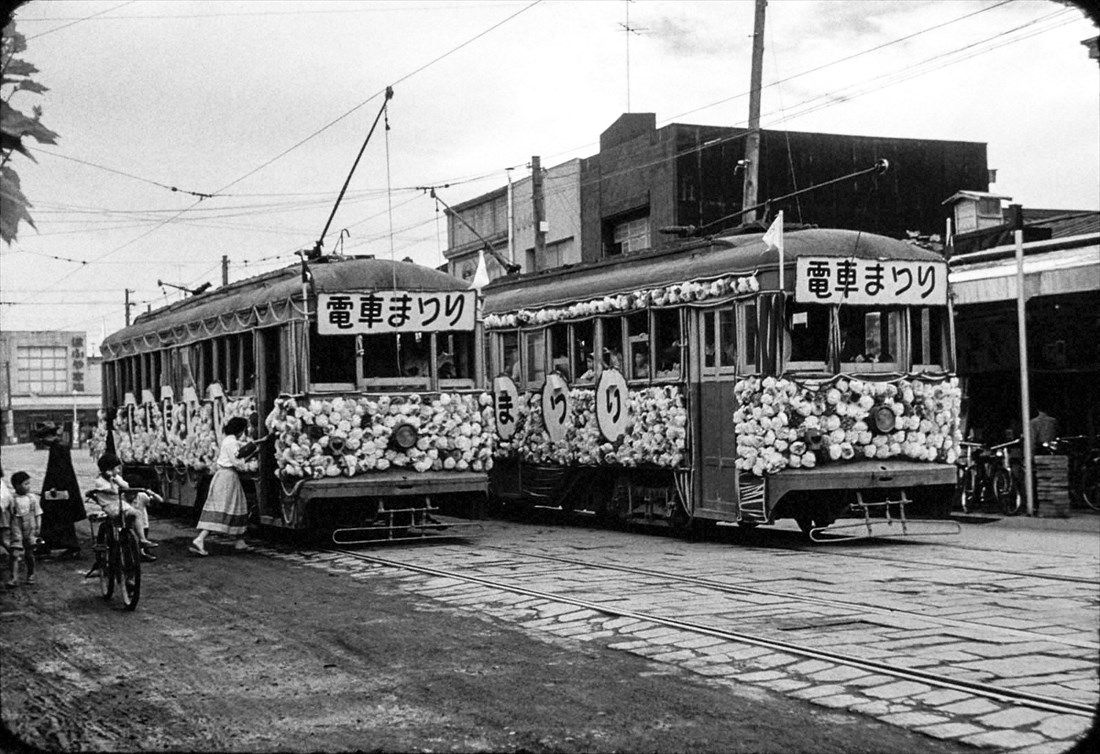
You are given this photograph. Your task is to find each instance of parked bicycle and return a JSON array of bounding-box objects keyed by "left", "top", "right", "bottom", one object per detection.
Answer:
[
  {"left": 84, "top": 488, "right": 147, "bottom": 610},
  {"left": 956, "top": 439, "right": 1022, "bottom": 516},
  {"left": 1039, "top": 435, "right": 1100, "bottom": 512}
]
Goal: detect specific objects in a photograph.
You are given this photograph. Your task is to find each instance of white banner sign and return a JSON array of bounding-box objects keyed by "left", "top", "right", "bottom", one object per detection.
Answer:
[
  {"left": 595, "top": 368, "right": 630, "bottom": 443},
  {"left": 318, "top": 291, "right": 476, "bottom": 335},
  {"left": 795, "top": 257, "right": 948, "bottom": 306},
  {"left": 493, "top": 375, "right": 520, "bottom": 441},
  {"left": 541, "top": 373, "right": 572, "bottom": 443}
]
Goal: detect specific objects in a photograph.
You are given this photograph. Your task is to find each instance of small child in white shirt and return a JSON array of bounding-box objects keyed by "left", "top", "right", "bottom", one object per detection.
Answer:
[{"left": 2, "top": 471, "right": 42, "bottom": 586}]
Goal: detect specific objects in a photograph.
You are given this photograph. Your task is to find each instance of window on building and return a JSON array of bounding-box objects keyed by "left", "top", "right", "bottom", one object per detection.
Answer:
[
  {"left": 653, "top": 309, "right": 682, "bottom": 379},
  {"left": 572, "top": 320, "right": 596, "bottom": 383},
  {"left": 548, "top": 323, "right": 570, "bottom": 379},
  {"left": 839, "top": 305, "right": 903, "bottom": 369},
  {"left": 625, "top": 311, "right": 650, "bottom": 381},
  {"left": 309, "top": 323, "right": 357, "bottom": 385},
  {"left": 605, "top": 214, "right": 650, "bottom": 256},
  {"left": 16, "top": 345, "right": 69, "bottom": 394},
  {"left": 786, "top": 303, "right": 829, "bottom": 369},
  {"left": 910, "top": 307, "right": 946, "bottom": 370}
]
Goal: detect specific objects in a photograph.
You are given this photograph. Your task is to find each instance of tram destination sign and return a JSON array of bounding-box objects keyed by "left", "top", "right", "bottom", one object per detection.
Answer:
[
  {"left": 318, "top": 291, "right": 476, "bottom": 335},
  {"left": 794, "top": 257, "right": 948, "bottom": 306}
]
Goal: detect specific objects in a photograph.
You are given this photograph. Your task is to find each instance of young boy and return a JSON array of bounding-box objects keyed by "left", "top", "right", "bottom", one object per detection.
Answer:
[
  {"left": 89, "top": 454, "right": 157, "bottom": 562},
  {"left": 2, "top": 471, "right": 42, "bottom": 586}
]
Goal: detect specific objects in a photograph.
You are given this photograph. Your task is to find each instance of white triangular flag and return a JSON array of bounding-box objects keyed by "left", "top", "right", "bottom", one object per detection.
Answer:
[
  {"left": 470, "top": 249, "right": 490, "bottom": 290},
  {"left": 762, "top": 210, "right": 785, "bottom": 288}
]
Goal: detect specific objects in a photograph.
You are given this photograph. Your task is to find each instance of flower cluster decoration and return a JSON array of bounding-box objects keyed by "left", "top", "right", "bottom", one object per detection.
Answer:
[
  {"left": 264, "top": 392, "right": 496, "bottom": 480},
  {"left": 732, "top": 375, "right": 962, "bottom": 476},
  {"left": 484, "top": 274, "right": 759, "bottom": 329},
  {"left": 496, "top": 385, "right": 687, "bottom": 468},
  {"left": 104, "top": 396, "right": 257, "bottom": 472}
]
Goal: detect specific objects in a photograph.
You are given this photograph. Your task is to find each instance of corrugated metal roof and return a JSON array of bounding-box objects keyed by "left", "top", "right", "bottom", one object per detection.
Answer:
[
  {"left": 483, "top": 228, "right": 941, "bottom": 314},
  {"left": 103, "top": 257, "right": 467, "bottom": 352}
]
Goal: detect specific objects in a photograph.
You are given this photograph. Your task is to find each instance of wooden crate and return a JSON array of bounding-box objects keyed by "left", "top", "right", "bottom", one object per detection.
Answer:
[{"left": 1034, "top": 455, "right": 1069, "bottom": 518}]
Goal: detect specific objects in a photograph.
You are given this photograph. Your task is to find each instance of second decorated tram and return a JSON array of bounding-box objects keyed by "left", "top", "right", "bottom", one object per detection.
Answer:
[
  {"left": 96, "top": 256, "right": 493, "bottom": 541},
  {"left": 481, "top": 228, "right": 962, "bottom": 540}
]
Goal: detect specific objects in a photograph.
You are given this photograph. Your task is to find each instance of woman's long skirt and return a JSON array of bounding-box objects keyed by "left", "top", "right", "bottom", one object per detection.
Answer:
[{"left": 196, "top": 467, "right": 248, "bottom": 536}]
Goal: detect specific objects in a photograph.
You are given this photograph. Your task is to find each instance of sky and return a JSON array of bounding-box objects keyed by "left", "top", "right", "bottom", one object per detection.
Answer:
[{"left": 1, "top": 0, "right": 1097, "bottom": 354}]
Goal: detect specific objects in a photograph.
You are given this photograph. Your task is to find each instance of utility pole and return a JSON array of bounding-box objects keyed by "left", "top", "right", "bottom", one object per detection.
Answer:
[
  {"left": 740, "top": 0, "right": 767, "bottom": 225},
  {"left": 532, "top": 155, "right": 546, "bottom": 268},
  {"left": 506, "top": 168, "right": 515, "bottom": 265},
  {"left": 124, "top": 289, "right": 134, "bottom": 327},
  {"left": 221, "top": 254, "right": 229, "bottom": 286},
  {"left": 1011, "top": 204, "right": 1035, "bottom": 516}
]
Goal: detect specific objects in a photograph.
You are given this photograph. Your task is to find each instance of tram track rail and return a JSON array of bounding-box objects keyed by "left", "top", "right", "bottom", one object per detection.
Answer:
[
  {"left": 318, "top": 545, "right": 1097, "bottom": 719},
  {"left": 477, "top": 545, "right": 1100, "bottom": 651}
]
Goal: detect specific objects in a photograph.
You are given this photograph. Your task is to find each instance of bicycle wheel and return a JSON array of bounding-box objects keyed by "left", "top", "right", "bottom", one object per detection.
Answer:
[
  {"left": 992, "top": 467, "right": 1020, "bottom": 516},
  {"left": 118, "top": 530, "right": 142, "bottom": 611},
  {"left": 1080, "top": 460, "right": 1100, "bottom": 511},
  {"left": 95, "top": 522, "right": 115, "bottom": 600}
]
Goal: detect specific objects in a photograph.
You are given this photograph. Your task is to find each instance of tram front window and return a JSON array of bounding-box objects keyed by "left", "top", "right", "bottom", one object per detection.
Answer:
[
  {"left": 501, "top": 331, "right": 520, "bottom": 381},
  {"left": 786, "top": 303, "right": 829, "bottom": 369},
  {"left": 309, "top": 324, "right": 356, "bottom": 385},
  {"left": 626, "top": 311, "right": 650, "bottom": 381},
  {"left": 549, "top": 323, "right": 570, "bottom": 379},
  {"left": 525, "top": 330, "right": 546, "bottom": 387},
  {"left": 438, "top": 331, "right": 475, "bottom": 381},
  {"left": 572, "top": 320, "right": 595, "bottom": 383},
  {"left": 839, "top": 305, "right": 902, "bottom": 369},
  {"left": 910, "top": 306, "right": 947, "bottom": 370}
]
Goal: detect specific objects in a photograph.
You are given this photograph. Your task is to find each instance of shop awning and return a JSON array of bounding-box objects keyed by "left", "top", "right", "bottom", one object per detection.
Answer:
[{"left": 949, "top": 241, "right": 1099, "bottom": 305}]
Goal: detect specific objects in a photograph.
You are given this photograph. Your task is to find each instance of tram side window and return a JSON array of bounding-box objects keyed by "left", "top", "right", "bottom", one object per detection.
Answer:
[
  {"left": 437, "top": 331, "right": 475, "bottom": 380},
  {"left": 718, "top": 308, "right": 737, "bottom": 370},
  {"left": 549, "top": 323, "right": 570, "bottom": 379},
  {"left": 703, "top": 311, "right": 716, "bottom": 369},
  {"left": 910, "top": 306, "right": 946, "bottom": 369},
  {"left": 601, "top": 317, "right": 624, "bottom": 372},
  {"left": 742, "top": 303, "right": 758, "bottom": 371},
  {"left": 308, "top": 323, "right": 357, "bottom": 385},
  {"left": 501, "top": 331, "right": 520, "bottom": 381},
  {"left": 572, "top": 320, "right": 596, "bottom": 383},
  {"left": 839, "top": 306, "right": 902, "bottom": 367},
  {"left": 200, "top": 339, "right": 214, "bottom": 389},
  {"left": 362, "top": 334, "right": 399, "bottom": 378},
  {"left": 241, "top": 334, "right": 256, "bottom": 391},
  {"left": 653, "top": 309, "right": 682, "bottom": 379},
  {"left": 525, "top": 330, "right": 546, "bottom": 386},
  {"left": 626, "top": 311, "right": 650, "bottom": 381},
  {"left": 786, "top": 303, "right": 829, "bottom": 369}
]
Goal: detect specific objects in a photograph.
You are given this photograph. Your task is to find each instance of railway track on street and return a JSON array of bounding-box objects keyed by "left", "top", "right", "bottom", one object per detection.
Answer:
[{"left": 315, "top": 545, "right": 1096, "bottom": 719}]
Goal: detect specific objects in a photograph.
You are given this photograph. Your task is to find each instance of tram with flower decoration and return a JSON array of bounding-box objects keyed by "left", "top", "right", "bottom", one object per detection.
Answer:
[
  {"left": 481, "top": 227, "right": 962, "bottom": 540},
  {"left": 95, "top": 256, "right": 493, "bottom": 542}
]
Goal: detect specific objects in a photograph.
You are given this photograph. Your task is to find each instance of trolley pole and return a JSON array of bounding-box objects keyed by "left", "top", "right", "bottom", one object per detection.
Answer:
[
  {"left": 532, "top": 155, "right": 546, "bottom": 265},
  {"left": 740, "top": 0, "right": 767, "bottom": 225},
  {"left": 1011, "top": 204, "right": 1035, "bottom": 516}
]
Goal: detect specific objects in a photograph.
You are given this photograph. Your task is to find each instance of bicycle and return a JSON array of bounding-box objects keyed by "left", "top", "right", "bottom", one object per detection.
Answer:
[
  {"left": 1040, "top": 435, "right": 1100, "bottom": 512},
  {"left": 84, "top": 488, "right": 147, "bottom": 610},
  {"left": 956, "top": 439, "right": 1021, "bottom": 516}
]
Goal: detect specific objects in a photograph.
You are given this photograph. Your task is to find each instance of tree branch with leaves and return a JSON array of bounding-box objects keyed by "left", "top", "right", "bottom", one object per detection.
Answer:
[{"left": 2, "top": 16, "right": 60, "bottom": 244}]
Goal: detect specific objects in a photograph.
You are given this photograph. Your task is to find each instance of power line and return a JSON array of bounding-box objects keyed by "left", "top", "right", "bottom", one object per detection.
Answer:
[
  {"left": 19, "top": 3, "right": 530, "bottom": 22},
  {"left": 32, "top": 148, "right": 216, "bottom": 198},
  {"left": 20, "top": 1, "right": 135, "bottom": 42}
]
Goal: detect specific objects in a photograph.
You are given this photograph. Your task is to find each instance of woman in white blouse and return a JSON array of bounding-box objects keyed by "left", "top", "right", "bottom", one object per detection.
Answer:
[{"left": 190, "top": 417, "right": 259, "bottom": 556}]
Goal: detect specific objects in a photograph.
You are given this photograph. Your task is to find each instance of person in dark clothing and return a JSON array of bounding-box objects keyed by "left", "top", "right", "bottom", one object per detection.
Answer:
[{"left": 37, "top": 423, "right": 86, "bottom": 560}]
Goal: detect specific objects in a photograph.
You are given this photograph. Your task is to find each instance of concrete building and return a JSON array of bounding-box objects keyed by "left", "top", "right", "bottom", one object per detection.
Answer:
[
  {"left": 444, "top": 113, "right": 990, "bottom": 275},
  {"left": 0, "top": 330, "right": 102, "bottom": 445}
]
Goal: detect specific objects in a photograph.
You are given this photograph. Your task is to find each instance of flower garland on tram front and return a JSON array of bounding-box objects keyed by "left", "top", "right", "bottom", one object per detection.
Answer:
[
  {"left": 264, "top": 392, "right": 496, "bottom": 480},
  {"left": 733, "top": 375, "right": 962, "bottom": 477}
]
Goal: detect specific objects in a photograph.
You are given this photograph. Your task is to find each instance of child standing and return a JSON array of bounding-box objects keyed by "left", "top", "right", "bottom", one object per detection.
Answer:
[
  {"left": 2, "top": 471, "right": 42, "bottom": 586},
  {"left": 190, "top": 417, "right": 257, "bottom": 556}
]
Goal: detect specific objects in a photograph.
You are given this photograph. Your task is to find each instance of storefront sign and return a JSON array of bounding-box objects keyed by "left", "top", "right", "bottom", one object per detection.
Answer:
[
  {"left": 493, "top": 375, "right": 520, "bottom": 441},
  {"left": 541, "top": 372, "right": 571, "bottom": 443},
  {"left": 595, "top": 368, "right": 630, "bottom": 442},
  {"left": 795, "top": 257, "right": 948, "bottom": 306},
  {"left": 318, "top": 291, "right": 476, "bottom": 335}
]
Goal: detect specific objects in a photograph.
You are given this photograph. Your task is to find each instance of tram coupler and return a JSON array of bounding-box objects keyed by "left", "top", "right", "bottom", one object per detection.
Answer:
[
  {"left": 809, "top": 492, "right": 961, "bottom": 543},
  {"left": 331, "top": 499, "right": 482, "bottom": 545}
]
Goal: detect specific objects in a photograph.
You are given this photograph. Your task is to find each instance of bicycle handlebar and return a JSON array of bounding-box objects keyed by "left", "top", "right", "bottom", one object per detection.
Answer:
[{"left": 989, "top": 438, "right": 1021, "bottom": 451}]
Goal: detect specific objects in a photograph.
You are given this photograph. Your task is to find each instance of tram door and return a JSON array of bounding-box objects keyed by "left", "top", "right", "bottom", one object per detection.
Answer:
[
  {"left": 254, "top": 327, "right": 281, "bottom": 517},
  {"left": 697, "top": 306, "right": 742, "bottom": 516}
]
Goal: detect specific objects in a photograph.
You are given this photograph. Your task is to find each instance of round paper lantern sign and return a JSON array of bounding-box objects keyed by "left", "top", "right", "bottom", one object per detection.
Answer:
[
  {"left": 595, "top": 368, "right": 630, "bottom": 442},
  {"left": 493, "top": 375, "right": 520, "bottom": 441},
  {"left": 541, "top": 372, "right": 571, "bottom": 442}
]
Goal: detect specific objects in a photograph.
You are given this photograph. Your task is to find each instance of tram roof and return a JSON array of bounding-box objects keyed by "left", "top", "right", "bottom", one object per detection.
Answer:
[
  {"left": 482, "top": 227, "right": 943, "bottom": 314},
  {"left": 102, "top": 256, "right": 467, "bottom": 357}
]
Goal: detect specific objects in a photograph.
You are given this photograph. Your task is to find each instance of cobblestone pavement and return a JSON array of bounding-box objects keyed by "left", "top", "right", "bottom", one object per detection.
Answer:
[{"left": 255, "top": 519, "right": 1098, "bottom": 753}]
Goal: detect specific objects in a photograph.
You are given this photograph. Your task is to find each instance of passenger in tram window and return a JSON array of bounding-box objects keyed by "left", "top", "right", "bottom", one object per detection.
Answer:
[
  {"left": 551, "top": 355, "right": 570, "bottom": 379},
  {"left": 438, "top": 352, "right": 456, "bottom": 380},
  {"left": 631, "top": 346, "right": 650, "bottom": 380},
  {"left": 579, "top": 354, "right": 597, "bottom": 382},
  {"left": 656, "top": 341, "right": 681, "bottom": 379},
  {"left": 603, "top": 347, "right": 623, "bottom": 371}
]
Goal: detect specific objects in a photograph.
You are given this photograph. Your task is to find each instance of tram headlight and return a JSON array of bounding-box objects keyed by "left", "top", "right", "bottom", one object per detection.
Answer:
[
  {"left": 803, "top": 428, "right": 825, "bottom": 451},
  {"left": 872, "top": 406, "right": 896, "bottom": 434},
  {"left": 392, "top": 422, "right": 418, "bottom": 450}
]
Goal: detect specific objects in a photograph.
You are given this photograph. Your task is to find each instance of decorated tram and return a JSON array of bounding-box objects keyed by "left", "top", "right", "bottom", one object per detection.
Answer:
[
  {"left": 95, "top": 256, "right": 492, "bottom": 541},
  {"left": 481, "top": 227, "right": 962, "bottom": 540}
]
